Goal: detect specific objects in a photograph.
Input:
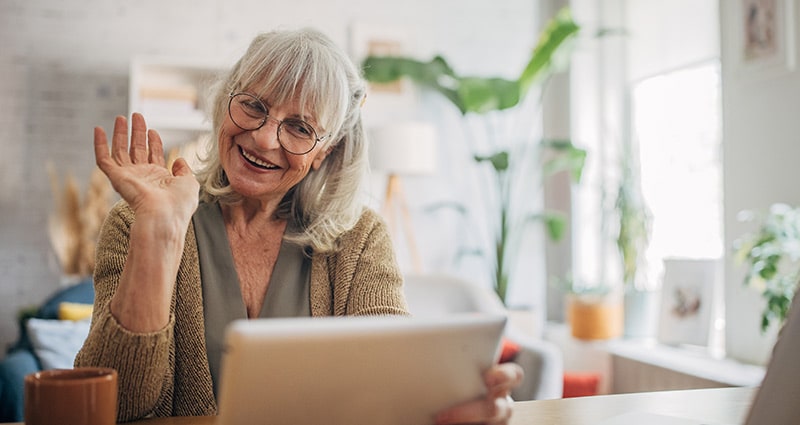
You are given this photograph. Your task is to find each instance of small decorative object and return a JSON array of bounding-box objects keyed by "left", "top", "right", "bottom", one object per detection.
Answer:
[
  {"left": 733, "top": 203, "right": 800, "bottom": 333},
  {"left": 657, "top": 258, "right": 720, "bottom": 347},
  {"left": 47, "top": 164, "right": 112, "bottom": 280}
]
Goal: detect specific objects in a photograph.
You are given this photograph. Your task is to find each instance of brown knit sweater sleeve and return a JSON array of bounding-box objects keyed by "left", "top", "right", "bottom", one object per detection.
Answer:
[
  {"left": 74, "top": 201, "right": 176, "bottom": 422},
  {"left": 320, "top": 208, "right": 410, "bottom": 317}
]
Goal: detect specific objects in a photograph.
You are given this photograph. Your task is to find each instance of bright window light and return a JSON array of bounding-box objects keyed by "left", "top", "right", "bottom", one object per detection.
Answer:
[{"left": 632, "top": 61, "right": 724, "bottom": 280}]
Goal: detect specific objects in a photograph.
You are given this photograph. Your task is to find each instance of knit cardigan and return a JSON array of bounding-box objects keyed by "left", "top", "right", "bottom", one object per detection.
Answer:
[{"left": 74, "top": 201, "right": 409, "bottom": 422}]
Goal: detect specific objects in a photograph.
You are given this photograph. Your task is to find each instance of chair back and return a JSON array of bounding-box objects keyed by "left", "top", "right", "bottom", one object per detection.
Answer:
[{"left": 403, "top": 274, "right": 506, "bottom": 317}]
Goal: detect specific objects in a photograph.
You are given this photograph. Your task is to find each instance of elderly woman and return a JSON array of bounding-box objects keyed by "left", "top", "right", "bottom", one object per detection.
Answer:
[{"left": 75, "top": 28, "right": 522, "bottom": 424}]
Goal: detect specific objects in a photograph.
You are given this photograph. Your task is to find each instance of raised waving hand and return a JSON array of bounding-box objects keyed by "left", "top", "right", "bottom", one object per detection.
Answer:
[
  {"left": 94, "top": 113, "right": 200, "bottom": 332},
  {"left": 94, "top": 112, "right": 199, "bottom": 224}
]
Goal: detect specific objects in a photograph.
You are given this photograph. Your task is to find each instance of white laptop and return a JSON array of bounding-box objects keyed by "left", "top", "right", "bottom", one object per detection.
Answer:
[
  {"left": 215, "top": 314, "right": 506, "bottom": 425},
  {"left": 741, "top": 287, "right": 800, "bottom": 425}
]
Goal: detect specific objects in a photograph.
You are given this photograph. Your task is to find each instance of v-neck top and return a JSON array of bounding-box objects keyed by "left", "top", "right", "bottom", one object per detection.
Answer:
[{"left": 192, "top": 201, "right": 311, "bottom": 397}]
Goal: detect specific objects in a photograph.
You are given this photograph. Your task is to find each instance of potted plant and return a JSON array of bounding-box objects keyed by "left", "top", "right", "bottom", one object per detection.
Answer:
[
  {"left": 556, "top": 278, "right": 623, "bottom": 340},
  {"left": 362, "top": 7, "right": 585, "bottom": 306},
  {"left": 733, "top": 203, "right": 800, "bottom": 333},
  {"left": 614, "top": 143, "right": 656, "bottom": 338}
]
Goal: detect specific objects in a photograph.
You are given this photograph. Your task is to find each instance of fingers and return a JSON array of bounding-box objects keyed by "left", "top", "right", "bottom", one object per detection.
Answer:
[
  {"left": 147, "top": 129, "right": 166, "bottom": 167},
  {"left": 129, "top": 113, "right": 149, "bottom": 164},
  {"left": 94, "top": 126, "right": 111, "bottom": 168},
  {"left": 433, "top": 364, "right": 523, "bottom": 425},
  {"left": 484, "top": 363, "right": 524, "bottom": 397},
  {"left": 98, "top": 113, "right": 166, "bottom": 167},
  {"left": 110, "top": 115, "right": 131, "bottom": 165},
  {"left": 171, "top": 157, "right": 193, "bottom": 177},
  {"left": 434, "top": 396, "right": 513, "bottom": 425}
]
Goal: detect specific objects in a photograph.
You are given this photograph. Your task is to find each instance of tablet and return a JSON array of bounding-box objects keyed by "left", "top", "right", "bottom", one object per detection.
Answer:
[{"left": 216, "top": 314, "right": 506, "bottom": 425}]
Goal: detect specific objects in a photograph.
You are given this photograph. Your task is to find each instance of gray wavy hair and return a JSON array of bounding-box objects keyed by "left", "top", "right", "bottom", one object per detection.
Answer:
[{"left": 195, "top": 28, "right": 369, "bottom": 253}]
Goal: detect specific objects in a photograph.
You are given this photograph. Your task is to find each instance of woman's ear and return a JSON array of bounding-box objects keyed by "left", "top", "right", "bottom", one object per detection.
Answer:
[{"left": 311, "top": 145, "right": 334, "bottom": 170}]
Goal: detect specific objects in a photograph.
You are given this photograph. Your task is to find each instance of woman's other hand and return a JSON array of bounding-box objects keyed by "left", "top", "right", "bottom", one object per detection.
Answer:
[
  {"left": 434, "top": 362, "right": 524, "bottom": 425},
  {"left": 94, "top": 113, "right": 199, "bottom": 223}
]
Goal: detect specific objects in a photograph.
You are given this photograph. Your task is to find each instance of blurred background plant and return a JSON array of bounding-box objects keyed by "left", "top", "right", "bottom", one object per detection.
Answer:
[
  {"left": 734, "top": 203, "right": 800, "bottom": 333},
  {"left": 362, "top": 7, "right": 586, "bottom": 305},
  {"left": 615, "top": 141, "right": 652, "bottom": 291},
  {"left": 47, "top": 164, "right": 112, "bottom": 279}
]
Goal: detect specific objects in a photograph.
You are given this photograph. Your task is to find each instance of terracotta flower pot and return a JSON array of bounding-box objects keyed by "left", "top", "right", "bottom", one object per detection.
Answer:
[{"left": 567, "top": 293, "right": 624, "bottom": 340}]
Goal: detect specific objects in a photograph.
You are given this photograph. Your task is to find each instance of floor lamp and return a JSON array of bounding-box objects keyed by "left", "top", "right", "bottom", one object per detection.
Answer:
[{"left": 369, "top": 122, "right": 437, "bottom": 273}]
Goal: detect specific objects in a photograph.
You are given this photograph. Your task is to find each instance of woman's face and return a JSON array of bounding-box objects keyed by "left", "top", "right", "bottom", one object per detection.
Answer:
[{"left": 218, "top": 93, "right": 330, "bottom": 205}]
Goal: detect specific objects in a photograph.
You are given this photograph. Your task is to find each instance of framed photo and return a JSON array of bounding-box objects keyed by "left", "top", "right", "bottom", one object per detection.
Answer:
[
  {"left": 349, "top": 22, "right": 413, "bottom": 95},
  {"left": 657, "top": 258, "right": 721, "bottom": 347},
  {"left": 731, "top": 0, "right": 796, "bottom": 80},
  {"left": 348, "top": 22, "right": 419, "bottom": 127}
]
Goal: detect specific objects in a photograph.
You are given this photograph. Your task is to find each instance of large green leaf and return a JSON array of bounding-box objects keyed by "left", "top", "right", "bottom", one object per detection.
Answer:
[
  {"left": 542, "top": 139, "right": 587, "bottom": 183},
  {"left": 361, "top": 7, "right": 580, "bottom": 115},
  {"left": 474, "top": 151, "right": 510, "bottom": 172},
  {"left": 518, "top": 7, "right": 580, "bottom": 94},
  {"left": 361, "top": 56, "right": 465, "bottom": 112}
]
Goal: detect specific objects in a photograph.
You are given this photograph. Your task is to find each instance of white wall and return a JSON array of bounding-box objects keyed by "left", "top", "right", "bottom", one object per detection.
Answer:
[
  {"left": 570, "top": 0, "right": 800, "bottom": 366},
  {"left": 0, "top": 0, "right": 545, "bottom": 355},
  {"left": 719, "top": 0, "right": 800, "bottom": 364},
  {"left": 618, "top": 0, "right": 800, "bottom": 365}
]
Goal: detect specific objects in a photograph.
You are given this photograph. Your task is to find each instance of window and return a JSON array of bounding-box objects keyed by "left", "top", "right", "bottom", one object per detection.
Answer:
[{"left": 633, "top": 62, "right": 724, "bottom": 282}]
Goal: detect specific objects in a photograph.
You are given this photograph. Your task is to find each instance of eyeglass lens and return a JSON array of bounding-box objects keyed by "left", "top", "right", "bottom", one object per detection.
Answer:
[{"left": 228, "top": 92, "right": 318, "bottom": 155}]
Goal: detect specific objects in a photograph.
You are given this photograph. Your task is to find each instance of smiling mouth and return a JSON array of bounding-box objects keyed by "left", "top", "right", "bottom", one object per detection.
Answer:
[{"left": 240, "top": 146, "right": 279, "bottom": 170}]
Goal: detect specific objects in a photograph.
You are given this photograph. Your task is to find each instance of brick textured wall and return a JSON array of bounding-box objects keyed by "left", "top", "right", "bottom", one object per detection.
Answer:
[{"left": 0, "top": 0, "right": 540, "bottom": 354}]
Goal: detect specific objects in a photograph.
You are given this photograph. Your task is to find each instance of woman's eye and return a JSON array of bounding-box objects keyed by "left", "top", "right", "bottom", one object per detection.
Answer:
[
  {"left": 286, "top": 121, "right": 313, "bottom": 137},
  {"left": 242, "top": 100, "right": 267, "bottom": 116}
]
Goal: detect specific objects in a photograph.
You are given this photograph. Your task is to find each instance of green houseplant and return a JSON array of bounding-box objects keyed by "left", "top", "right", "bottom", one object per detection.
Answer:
[
  {"left": 362, "top": 8, "right": 586, "bottom": 305},
  {"left": 614, "top": 143, "right": 655, "bottom": 338},
  {"left": 734, "top": 203, "right": 800, "bottom": 333},
  {"left": 615, "top": 149, "right": 651, "bottom": 292}
]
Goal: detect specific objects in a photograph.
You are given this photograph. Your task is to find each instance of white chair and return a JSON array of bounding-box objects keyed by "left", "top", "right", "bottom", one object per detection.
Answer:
[{"left": 403, "top": 273, "right": 564, "bottom": 400}]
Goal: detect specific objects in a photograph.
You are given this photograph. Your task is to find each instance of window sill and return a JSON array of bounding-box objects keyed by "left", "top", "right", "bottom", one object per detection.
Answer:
[
  {"left": 544, "top": 322, "right": 765, "bottom": 393},
  {"left": 603, "top": 338, "right": 765, "bottom": 387}
]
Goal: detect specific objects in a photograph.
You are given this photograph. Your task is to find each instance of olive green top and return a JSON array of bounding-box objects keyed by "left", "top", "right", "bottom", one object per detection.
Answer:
[{"left": 193, "top": 200, "right": 311, "bottom": 397}]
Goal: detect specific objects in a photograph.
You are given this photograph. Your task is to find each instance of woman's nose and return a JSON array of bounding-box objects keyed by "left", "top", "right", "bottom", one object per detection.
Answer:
[{"left": 251, "top": 116, "right": 282, "bottom": 149}]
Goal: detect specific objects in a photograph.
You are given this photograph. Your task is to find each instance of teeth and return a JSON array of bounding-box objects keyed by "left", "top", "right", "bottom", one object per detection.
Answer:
[{"left": 241, "top": 148, "right": 276, "bottom": 169}]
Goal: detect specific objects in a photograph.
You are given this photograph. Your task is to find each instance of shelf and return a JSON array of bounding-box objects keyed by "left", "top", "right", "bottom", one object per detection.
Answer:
[{"left": 129, "top": 56, "right": 227, "bottom": 150}]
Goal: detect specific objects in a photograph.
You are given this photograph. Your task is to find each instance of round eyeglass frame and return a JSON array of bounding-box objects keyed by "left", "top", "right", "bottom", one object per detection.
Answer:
[{"left": 227, "top": 92, "right": 326, "bottom": 155}]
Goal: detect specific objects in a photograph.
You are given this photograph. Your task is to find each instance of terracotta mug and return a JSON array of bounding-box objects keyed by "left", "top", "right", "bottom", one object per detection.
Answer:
[{"left": 24, "top": 367, "right": 118, "bottom": 425}]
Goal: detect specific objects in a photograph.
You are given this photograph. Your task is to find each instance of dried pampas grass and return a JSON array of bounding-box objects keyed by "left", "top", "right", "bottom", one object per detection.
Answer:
[{"left": 47, "top": 163, "right": 112, "bottom": 277}]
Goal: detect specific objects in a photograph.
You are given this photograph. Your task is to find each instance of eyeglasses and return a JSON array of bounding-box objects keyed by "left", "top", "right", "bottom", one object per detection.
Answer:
[{"left": 227, "top": 92, "right": 326, "bottom": 155}]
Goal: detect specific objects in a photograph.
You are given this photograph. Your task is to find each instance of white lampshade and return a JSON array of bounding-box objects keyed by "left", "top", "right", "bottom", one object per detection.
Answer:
[{"left": 368, "top": 122, "right": 437, "bottom": 175}]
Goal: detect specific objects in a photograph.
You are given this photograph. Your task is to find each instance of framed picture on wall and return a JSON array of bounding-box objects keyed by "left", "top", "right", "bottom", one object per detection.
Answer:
[
  {"left": 731, "top": 0, "right": 796, "bottom": 80},
  {"left": 348, "top": 22, "right": 420, "bottom": 128},
  {"left": 657, "top": 258, "right": 721, "bottom": 348},
  {"left": 349, "top": 22, "right": 414, "bottom": 95}
]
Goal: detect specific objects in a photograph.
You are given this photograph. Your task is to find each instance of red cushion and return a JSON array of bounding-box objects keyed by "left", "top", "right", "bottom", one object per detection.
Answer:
[
  {"left": 499, "top": 338, "right": 521, "bottom": 363},
  {"left": 562, "top": 372, "right": 600, "bottom": 398}
]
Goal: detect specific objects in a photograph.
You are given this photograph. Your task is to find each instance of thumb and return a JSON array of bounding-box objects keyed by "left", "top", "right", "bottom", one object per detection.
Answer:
[{"left": 171, "top": 157, "right": 194, "bottom": 177}]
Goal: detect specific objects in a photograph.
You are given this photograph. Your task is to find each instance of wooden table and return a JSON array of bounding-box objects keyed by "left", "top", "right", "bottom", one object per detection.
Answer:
[
  {"left": 509, "top": 386, "right": 756, "bottom": 425},
  {"left": 4, "top": 386, "right": 757, "bottom": 425}
]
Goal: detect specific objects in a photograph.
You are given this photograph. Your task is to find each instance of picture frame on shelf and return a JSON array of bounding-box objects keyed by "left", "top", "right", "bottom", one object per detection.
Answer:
[
  {"left": 657, "top": 258, "right": 720, "bottom": 348},
  {"left": 731, "top": 0, "right": 796, "bottom": 80}
]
